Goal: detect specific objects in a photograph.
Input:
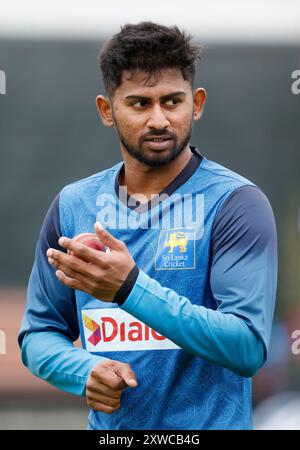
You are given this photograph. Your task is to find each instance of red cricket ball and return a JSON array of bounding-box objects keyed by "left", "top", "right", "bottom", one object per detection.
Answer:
[{"left": 67, "top": 233, "right": 107, "bottom": 262}]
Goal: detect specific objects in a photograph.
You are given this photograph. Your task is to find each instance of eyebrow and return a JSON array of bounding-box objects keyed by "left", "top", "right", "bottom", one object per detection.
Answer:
[{"left": 124, "top": 91, "right": 186, "bottom": 102}]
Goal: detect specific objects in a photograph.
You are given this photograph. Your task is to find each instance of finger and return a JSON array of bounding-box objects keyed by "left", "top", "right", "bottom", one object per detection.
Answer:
[
  {"left": 90, "top": 366, "right": 127, "bottom": 390},
  {"left": 94, "top": 222, "right": 125, "bottom": 251},
  {"left": 116, "top": 364, "right": 138, "bottom": 388},
  {"left": 87, "top": 400, "right": 120, "bottom": 414},
  {"left": 55, "top": 270, "right": 103, "bottom": 298},
  {"left": 49, "top": 257, "right": 89, "bottom": 283},
  {"left": 47, "top": 249, "right": 102, "bottom": 286},
  {"left": 87, "top": 380, "right": 123, "bottom": 399},
  {"left": 58, "top": 237, "right": 106, "bottom": 265},
  {"left": 47, "top": 248, "right": 89, "bottom": 276},
  {"left": 86, "top": 391, "right": 121, "bottom": 408},
  {"left": 55, "top": 270, "right": 84, "bottom": 290}
]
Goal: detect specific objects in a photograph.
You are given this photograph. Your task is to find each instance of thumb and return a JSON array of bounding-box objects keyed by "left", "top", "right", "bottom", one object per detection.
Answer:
[
  {"left": 94, "top": 222, "right": 123, "bottom": 251},
  {"left": 118, "top": 366, "right": 138, "bottom": 388}
]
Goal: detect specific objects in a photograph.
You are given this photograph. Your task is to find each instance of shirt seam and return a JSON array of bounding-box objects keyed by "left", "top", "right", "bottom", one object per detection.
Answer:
[{"left": 200, "top": 163, "right": 257, "bottom": 186}]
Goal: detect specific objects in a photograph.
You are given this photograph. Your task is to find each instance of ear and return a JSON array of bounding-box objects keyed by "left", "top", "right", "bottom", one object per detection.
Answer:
[
  {"left": 96, "top": 95, "right": 114, "bottom": 127},
  {"left": 193, "top": 88, "right": 207, "bottom": 121}
]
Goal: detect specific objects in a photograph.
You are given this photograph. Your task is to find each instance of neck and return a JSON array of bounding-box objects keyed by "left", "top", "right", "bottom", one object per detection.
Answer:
[{"left": 119, "top": 145, "right": 193, "bottom": 201}]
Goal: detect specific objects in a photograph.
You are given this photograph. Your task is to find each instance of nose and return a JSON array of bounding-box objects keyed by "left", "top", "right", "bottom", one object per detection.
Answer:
[{"left": 146, "top": 104, "right": 170, "bottom": 129}]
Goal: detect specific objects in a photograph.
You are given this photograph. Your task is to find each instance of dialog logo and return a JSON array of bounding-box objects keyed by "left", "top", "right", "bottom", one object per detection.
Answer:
[{"left": 82, "top": 308, "right": 180, "bottom": 352}]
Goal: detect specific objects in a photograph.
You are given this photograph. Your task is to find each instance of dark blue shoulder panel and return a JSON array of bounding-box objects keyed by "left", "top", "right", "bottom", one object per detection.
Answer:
[
  {"left": 210, "top": 185, "right": 278, "bottom": 351},
  {"left": 18, "top": 192, "right": 79, "bottom": 347}
]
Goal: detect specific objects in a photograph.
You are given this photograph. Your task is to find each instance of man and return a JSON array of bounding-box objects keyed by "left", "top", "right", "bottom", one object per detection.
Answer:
[{"left": 18, "top": 22, "right": 277, "bottom": 430}]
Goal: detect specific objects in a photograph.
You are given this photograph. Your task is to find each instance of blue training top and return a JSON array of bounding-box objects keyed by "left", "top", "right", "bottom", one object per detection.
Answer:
[{"left": 18, "top": 146, "right": 277, "bottom": 430}]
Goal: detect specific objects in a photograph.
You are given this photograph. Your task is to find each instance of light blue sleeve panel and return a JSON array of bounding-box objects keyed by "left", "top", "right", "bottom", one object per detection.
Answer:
[
  {"left": 21, "top": 331, "right": 108, "bottom": 396},
  {"left": 120, "top": 186, "right": 278, "bottom": 377}
]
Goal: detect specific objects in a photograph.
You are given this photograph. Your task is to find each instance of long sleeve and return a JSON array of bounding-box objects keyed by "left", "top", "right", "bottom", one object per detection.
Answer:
[
  {"left": 118, "top": 186, "right": 277, "bottom": 377},
  {"left": 18, "top": 192, "right": 108, "bottom": 396},
  {"left": 21, "top": 331, "right": 107, "bottom": 396}
]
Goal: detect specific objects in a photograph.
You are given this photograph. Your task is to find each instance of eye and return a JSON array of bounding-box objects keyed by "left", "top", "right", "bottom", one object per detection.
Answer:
[
  {"left": 132, "top": 100, "right": 148, "bottom": 108},
  {"left": 164, "top": 98, "right": 181, "bottom": 106}
]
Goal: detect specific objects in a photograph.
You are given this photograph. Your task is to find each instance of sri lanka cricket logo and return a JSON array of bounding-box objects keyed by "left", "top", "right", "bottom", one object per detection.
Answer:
[{"left": 155, "top": 227, "right": 196, "bottom": 270}]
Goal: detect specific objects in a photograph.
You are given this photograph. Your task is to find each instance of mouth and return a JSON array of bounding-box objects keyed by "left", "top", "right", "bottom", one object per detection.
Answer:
[{"left": 143, "top": 136, "right": 173, "bottom": 150}]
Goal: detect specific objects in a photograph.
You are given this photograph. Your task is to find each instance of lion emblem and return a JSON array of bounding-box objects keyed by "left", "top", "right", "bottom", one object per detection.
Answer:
[{"left": 163, "top": 232, "right": 188, "bottom": 253}]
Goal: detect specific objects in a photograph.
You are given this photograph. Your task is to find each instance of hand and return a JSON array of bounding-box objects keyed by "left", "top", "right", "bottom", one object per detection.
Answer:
[
  {"left": 46, "top": 222, "right": 136, "bottom": 302},
  {"left": 86, "top": 359, "right": 138, "bottom": 414}
]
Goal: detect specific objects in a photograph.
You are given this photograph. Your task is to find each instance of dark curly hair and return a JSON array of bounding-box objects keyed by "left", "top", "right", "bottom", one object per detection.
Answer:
[{"left": 99, "top": 21, "right": 202, "bottom": 97}]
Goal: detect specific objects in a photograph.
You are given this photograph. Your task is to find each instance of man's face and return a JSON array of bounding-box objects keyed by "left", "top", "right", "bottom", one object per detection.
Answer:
[{"left": 109, "top": 68, "right": 195, "bottom": 167}]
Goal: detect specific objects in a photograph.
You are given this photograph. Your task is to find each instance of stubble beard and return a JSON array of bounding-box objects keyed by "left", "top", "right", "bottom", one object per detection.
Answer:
[{"left": 113, "top": 112, "right": 194, "bottom": 168}]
